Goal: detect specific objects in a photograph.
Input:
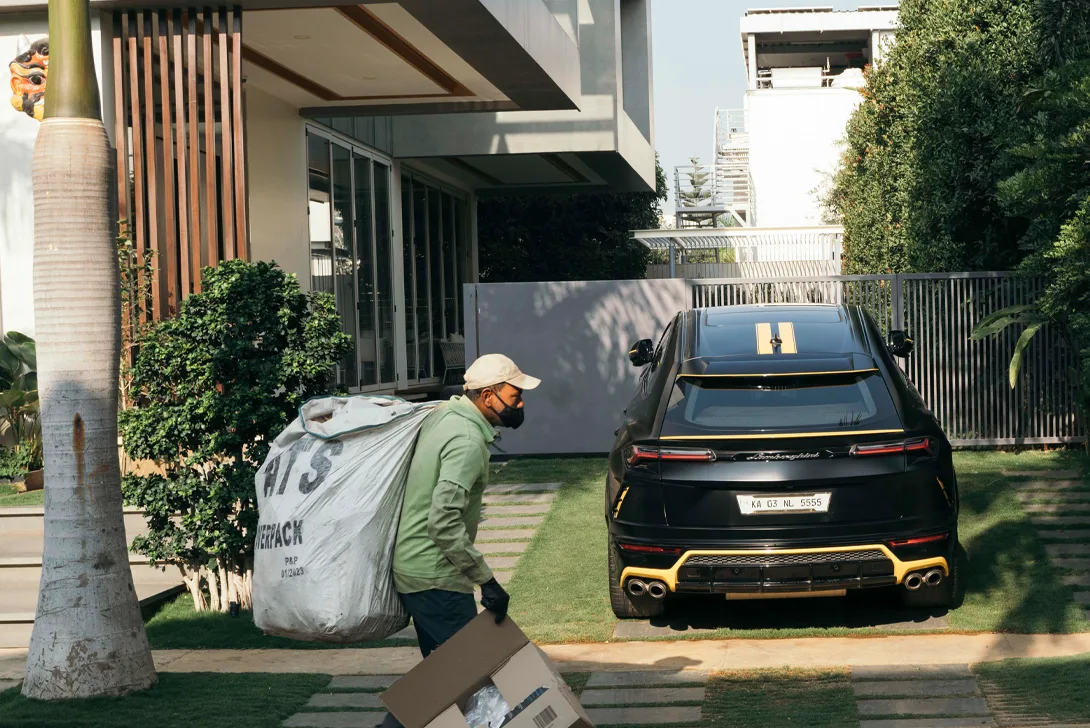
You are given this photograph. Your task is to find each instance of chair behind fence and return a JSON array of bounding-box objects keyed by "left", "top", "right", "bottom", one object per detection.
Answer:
[{"left": 689, "top": 273, "right": 1084, "bottom": 447}]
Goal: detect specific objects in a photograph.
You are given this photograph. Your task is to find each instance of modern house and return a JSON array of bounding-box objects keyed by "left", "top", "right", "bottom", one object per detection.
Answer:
[{"left": 0, "top": 0, "right": 656, "bottom": 396}]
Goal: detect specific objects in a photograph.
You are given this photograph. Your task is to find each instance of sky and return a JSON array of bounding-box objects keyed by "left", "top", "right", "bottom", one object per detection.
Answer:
[{"left": 650, "top": 0, "right": 872, "bottom": 209}]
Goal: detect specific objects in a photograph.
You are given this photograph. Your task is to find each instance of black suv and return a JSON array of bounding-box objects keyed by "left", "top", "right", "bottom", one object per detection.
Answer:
[{"left": 606, "top": 304, "right": 961, "bottom": 619}]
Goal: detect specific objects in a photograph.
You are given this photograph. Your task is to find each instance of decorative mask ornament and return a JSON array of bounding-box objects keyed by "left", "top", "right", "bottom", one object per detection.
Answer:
[{"left": 9, "top": 37, "right": 49, "bottom": 121}]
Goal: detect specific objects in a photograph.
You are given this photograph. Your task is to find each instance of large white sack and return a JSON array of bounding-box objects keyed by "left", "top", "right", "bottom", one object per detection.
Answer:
[{"left": 253, "top": 395, "right": 437, "bottom": 643}]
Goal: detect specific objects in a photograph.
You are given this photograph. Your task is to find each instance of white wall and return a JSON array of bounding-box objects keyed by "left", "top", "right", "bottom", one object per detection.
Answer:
[
  {"left": 0, "top": 12, "right": 112, "bottom": 337},
  {"left": 747, "top": 89, "right": 861, "bottom": 227},
  {"left": 244, "top": 85, "right": 311, "bottom": 292}
]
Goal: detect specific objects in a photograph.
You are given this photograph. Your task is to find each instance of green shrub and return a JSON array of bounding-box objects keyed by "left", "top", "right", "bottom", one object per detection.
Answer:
[{"left": 120, "top": 260, "right": 350, "bottom": 612}]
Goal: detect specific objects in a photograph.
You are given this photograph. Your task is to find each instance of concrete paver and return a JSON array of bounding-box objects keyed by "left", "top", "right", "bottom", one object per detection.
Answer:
[
  {"left": 586, "top": 671, "right": 709, "bottom": 687},
  {"left": 1052, "top": 558, "right": 1090, "bottom": 570},
  {"left": 283, "top": 713, "right": 380, "bottom": 728},
  {"left": 484, "top": 482, "right": 561, "bottom": 494},
  {"left": 853, "top": 679, "right": 980, "bottom": 697},
  {"left": 326, "top": 676, "right": 398, "bottom": 690},
  {"left": 1030, "top": 517, "right": 1090, "bottom": 527},
  {"left": 1024, "top": 504, "right": 1090, "bottom": 514},
  {"left": 306, "top": 692, "right": 383, "bottom": 709},
  {"left": 1037, "top": 530, "right": 1090, "bottom": 541},
  {"left": 579, "top": 687, "right": 705, "bottom": 706},
  {"left": 482, "top": 493, "right": 556, "bottom": 505},
  {"left": 1018, "top": 492, "right": 1090, "bottom": 503},
  {"left": 1014, "top": 481, "right": 1089, "bottom": 491},
  {"left": 1062, "top": 575, "right": 1090, "bottom": 588},
  {"left": 1047, "top": 544, "right": 1090, "bottom": 557},
  {"left": 484, "top": 556, "right": 520, "bottom": 570},
  {"left": 482, "top": 504, "right": 551, "bottom": 516},
  {"left": 1075, "top": 592, "right": 1090, "bottom": 606},
  {"left": 857, "top": 698, "right": 991, "bottom": 716},
  {"left": 475, "top": 529, "right": 536, "bottom": 542},
  {"left": 478, "top": 516, "right": 544, "bottom": 529},
  {"left": 477, "top": 541, "right": 529, "bottom": 555},
  {"left": 1004, "top": 471, "right": 1082, "bottom": 479},
  {"left": 584, "top": 706, "right": 702, "bottom": 725},
  {"left": 859, "top": 719, "right": 995, "bottom": 728},
  {"left": 853, "top": 665, "right": 973, "bottom": 680},
  {"left": 0, "top": 678, "right": 20, "bottom": 692},
  {"left": 76, "top": 632, "right": 1090, "bottom": 677}
]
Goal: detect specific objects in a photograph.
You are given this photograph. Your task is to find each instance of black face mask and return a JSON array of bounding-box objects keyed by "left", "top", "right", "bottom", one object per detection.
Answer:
[{"left": 488, "top": 392, "right": 525, "bottom": 429}]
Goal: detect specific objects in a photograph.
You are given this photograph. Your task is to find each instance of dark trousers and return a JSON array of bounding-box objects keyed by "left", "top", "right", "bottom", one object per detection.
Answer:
[{"left": 379, "top": 589, "right": 477, "bottom": 728}]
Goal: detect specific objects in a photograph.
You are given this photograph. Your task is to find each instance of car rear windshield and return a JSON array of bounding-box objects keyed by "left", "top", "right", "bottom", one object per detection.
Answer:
[{"left": 659, "top": 371, "right": 903, "bottom": 437}]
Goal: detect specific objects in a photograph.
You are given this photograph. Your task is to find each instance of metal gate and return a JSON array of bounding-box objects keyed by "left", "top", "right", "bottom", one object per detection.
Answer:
[{"left": 690, "top": 273, "right": 1084, "bottom": 447}]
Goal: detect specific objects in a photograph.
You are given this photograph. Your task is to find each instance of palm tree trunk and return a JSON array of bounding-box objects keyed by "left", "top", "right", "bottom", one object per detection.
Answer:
[{"left": 22, "top": 0, "right": 156, "bottom": 699}]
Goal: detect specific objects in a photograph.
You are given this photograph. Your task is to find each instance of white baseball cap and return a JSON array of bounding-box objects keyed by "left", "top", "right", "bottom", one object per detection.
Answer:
[{"left": 464, "top": 353, "right": 541, "bottom": 391}]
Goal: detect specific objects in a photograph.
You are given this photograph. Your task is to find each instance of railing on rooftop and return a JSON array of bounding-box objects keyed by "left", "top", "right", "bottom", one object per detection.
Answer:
[
  {"left": 755, "top": 66, "right": 866, "bottom": 90},
  {"left": 714, "top": 108, "right": 748, "bottom": 162}
]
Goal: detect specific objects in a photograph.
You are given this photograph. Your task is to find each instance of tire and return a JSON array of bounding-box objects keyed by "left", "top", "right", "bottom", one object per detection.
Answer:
[
  {"left": 608, "top": 535, "right": 666, "bottom": 619},
  {"left": 901, "top": 540, "right": 966, "bottom": 609}
]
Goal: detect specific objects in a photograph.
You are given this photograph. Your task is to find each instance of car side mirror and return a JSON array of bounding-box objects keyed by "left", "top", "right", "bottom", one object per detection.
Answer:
[
  {"left": 629, "top": 339, "right": 654, "bottom": 367},
  {"left": 888, "top": 330, "right": 915, "bottom": 358}
]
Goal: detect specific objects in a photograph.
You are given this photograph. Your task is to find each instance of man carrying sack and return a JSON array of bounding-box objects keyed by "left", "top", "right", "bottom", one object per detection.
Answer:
[{"left": 392, "top": 353, "right": 541, "bottom": 653}]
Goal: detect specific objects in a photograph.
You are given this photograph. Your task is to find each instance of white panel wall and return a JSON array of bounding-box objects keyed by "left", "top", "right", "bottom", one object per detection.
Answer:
[
  {"left": 245, "top": 86, "right": 311, "bottom": 292},
  {"left": 747, "top": 89, "right": 862, "bottom": 227},
  {"left": 0, "top": 12, "right": 112, "bottom": 337}
]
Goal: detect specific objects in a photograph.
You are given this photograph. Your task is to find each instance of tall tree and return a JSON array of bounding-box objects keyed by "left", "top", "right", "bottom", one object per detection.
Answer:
[
  {"left": 477, "top": 159, "right": 667, "bottom": 282},
  {"left": 22, "top": 0, "right": 156, "bottom": 698}
]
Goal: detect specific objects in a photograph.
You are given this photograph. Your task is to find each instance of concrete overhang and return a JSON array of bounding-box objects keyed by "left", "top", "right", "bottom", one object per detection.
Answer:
[{"left": 0, "top": 0, "right": 582, "bottom": 114}]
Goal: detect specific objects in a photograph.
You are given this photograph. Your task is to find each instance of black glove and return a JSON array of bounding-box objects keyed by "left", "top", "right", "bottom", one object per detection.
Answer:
[{"left": 480, "top": 577, "right": 510, "bottom": 623}]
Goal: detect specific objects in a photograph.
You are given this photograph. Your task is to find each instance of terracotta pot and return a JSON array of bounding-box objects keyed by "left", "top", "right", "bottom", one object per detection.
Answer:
[{"left": 23, "top": 468, "right": 43, "bottom": 492}]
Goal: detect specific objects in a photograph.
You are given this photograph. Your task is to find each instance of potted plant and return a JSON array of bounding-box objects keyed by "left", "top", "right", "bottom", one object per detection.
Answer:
[{"left": 0, "top": 332, "right": 41, "bottom": 490}]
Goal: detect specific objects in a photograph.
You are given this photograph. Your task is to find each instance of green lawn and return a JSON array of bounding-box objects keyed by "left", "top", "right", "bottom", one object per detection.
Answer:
[
  {"left": 0, "top": 673, "right": 328, "bottom": 728},
  {"left": 974, "top": 654, "right": 1090, "bottom": 724},
  {"left": 0, "top": 482, "right": 42, "bottom": 507},
  {"left": 145, "top": 593, "right": 415, "bottom": 650},
  {"left": 701, "top": 668, "right": 856, "bottom": 728},
  {"left": 501, "top": 451, "right": 1090, "bottom": 643}
]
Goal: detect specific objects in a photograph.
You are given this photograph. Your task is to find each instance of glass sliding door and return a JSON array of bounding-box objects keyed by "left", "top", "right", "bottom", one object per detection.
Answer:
[
  {"left": 353, "top": 153, "right": 376, "bottom": 387},
  {"left": 307, "top": 135, "right": 333, "bottom": 296},
  {"left": 374, "top": 163, "right": 395, "bottom": 386},
  {"left": 412, "top": 180, "right": 431, "bottom": 378},
  {"left": 399, "top": 172, "right": 471, "bottom": 386},
  {"left": 306, "top": 127, "right": 396, "bottom": 391}
]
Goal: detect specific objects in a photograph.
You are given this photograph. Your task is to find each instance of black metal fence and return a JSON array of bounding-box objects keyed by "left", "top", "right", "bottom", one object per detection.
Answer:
[{"left": 691, "top": 273, "right": 1084, "bottom": 447}]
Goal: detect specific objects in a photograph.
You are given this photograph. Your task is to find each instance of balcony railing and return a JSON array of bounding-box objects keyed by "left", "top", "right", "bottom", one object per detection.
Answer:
[
  {"left": 675, "top": 164, "right": 753, "bottom": 211},
  {"left": 755, "top": 67, "right": 866, "bottom": 90}
]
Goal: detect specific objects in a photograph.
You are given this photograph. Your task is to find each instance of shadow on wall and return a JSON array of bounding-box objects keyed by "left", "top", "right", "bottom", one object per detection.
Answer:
[{"left": 475, "top": 279, "right": 689, "bottom": 456}]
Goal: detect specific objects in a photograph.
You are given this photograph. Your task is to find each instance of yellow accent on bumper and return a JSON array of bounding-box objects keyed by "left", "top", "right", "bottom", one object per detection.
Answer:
[{"left": 619, "top": 544, "right": 949, "bottom": 593}]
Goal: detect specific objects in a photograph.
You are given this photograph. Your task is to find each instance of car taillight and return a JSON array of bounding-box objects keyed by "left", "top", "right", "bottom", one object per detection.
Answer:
[
  {"left": 889, "top": 532, "right": 948, "bottom": 548},
  {"left": 617, "top": 543, "right": 683, "bottom": 555},
  {"left": 851, "top": 437, "right": 934, "bottom": 457},
  {"left": 627, "top": 445, "right": 716, "bottom": 466}
]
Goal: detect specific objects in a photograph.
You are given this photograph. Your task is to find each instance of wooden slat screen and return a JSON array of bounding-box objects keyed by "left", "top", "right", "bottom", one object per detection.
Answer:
[{"left": 113, "top": 7, "right": 248, "bottom": 321}]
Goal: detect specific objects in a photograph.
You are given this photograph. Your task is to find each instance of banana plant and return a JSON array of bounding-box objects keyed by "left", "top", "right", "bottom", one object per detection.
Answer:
[
  {"left": 0, "top": 331, "right": 41, "bottom": 469},
  {"left": 970, "top": 304, "right": 1051, "bottom": 389}
]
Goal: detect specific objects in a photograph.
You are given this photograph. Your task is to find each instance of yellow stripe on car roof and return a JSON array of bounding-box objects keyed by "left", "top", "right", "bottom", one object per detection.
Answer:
[
  {"left": 756, "top": 322, "right": 773, "bottom": 355},
  {"left": 778, "top": 322, "right": 797, "bottom": 354},
  {"left": 660, "top": 429, "right": 904, "bottom": 441}
]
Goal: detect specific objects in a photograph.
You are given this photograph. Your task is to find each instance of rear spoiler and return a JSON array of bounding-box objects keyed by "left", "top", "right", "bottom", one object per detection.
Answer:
[{"left": 678, "top": 353, "right": 879, "bottom": 378}]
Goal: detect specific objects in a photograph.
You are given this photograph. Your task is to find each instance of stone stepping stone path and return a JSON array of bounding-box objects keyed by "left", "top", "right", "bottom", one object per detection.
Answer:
[
  {"left": 0, "top": 679, "right": 20, "bottom": 693},
  {"left": 388, "top": 483, "right": 560, "bottom": 643},
  {"left": 1008, "top": 470, "right": 1090, "bottom": 622},
  {"left": 851, "top": 664, "right": 996, "bottom": 727},
  {"left": 580, "top": 671, "right": 706, "bottom": 726},
  {"left": 283, "top": 675, "right": 398, "bottom": 727}
]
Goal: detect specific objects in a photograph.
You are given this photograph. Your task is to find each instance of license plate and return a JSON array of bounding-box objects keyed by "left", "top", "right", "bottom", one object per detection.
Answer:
[{"left": 737, "top": 492, "right": 831, "bottom": 515}]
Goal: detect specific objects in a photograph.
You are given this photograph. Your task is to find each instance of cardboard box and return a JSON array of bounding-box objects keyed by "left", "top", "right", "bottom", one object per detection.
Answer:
[{"left": 381, "top": 613, "right": 593, "bottom": 728}]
